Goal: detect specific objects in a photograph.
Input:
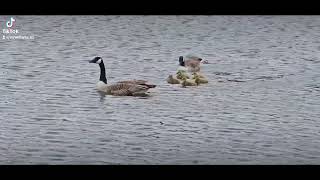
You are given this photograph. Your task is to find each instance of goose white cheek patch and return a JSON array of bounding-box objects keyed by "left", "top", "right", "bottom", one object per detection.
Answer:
[{"left": 96, "top": 59, "right": 102, "bottom": 64}]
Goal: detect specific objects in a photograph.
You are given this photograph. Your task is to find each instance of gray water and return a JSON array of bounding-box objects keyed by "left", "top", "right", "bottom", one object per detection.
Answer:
[{"left": 0, "top": 16, "right": 320, "bottom": 164}]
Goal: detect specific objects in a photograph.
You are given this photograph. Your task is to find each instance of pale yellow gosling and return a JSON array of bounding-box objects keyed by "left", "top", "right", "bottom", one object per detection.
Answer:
[{"left": 167, "top": 75, "right": 181, "bottom": 84}]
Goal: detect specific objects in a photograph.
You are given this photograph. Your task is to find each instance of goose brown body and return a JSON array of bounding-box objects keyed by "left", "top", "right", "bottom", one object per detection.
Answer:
[
  {"left": 185, "top": 60, "right": 201, "bottom": 72},
  {"left": 100, "top": 83, "right": 150, "bottom": 96}
]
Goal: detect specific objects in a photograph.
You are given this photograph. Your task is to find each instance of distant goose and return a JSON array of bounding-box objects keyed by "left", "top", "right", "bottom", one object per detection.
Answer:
[
  {"left": 178, "top": 55, "right": 202, "bottom": 73},
  {"left": 89, "top": 57, "right": 156, "bottom": 96}
]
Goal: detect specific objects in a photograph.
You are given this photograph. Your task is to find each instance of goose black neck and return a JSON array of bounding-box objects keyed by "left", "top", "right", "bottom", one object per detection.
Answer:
[
  {"left": 179, "top": 56, "right": 185, "bottom": 66},
  {"left": 99, "top": 61, "right": 107, "bottom": 84}
]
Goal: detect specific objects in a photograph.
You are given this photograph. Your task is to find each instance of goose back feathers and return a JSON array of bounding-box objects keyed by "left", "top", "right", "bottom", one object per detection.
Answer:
[{"left": 179, "top": 55, "right": 203, "bottom": 73}]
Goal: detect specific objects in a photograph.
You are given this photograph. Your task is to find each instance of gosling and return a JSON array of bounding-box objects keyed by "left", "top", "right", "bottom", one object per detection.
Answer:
[{"left": 167, "top": 75, "right": 181, "bottom": 84}]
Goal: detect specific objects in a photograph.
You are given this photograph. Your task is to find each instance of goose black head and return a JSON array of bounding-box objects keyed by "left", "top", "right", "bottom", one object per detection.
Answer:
[
  {"left": 89, "top": 57, "right": 103, "bottom": 64},
  {"left": 179, "top": 56, "right": 185, "bottom": 66},
  {"left": 89, "top": 56, "right": 107, "bottom": 84}
]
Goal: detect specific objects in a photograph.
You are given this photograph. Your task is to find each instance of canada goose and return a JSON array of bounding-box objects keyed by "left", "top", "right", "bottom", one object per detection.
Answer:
[
  {"left": 179, "top": 56, "right": 202, "bottom": 73},
  {"left": 167, "top": 75, "right": 180, "bottom": 84},
  {"left": 89, "top": 57, "right": 156, "bottom": 96}
]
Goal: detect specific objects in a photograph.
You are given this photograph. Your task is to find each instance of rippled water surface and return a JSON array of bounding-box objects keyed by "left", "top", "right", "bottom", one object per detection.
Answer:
[{"left": 1, "top": 16, "right": 320, "bottom": 164}]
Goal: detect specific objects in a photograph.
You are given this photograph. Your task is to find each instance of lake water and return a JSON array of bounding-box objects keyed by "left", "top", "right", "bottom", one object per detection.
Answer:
[{"left": 0, "top": 15, "right": 320, "bottom": 164}]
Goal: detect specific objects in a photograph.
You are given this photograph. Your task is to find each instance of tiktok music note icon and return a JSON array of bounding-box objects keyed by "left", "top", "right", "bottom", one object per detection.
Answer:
[{"left": 6, "top": 17, "right": 15, "bottom": 28}]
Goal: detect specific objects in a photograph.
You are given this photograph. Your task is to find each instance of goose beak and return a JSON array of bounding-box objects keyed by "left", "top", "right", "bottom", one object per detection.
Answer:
[{"left": 88, "top": 59, "right": 94, "bottom": 63}]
